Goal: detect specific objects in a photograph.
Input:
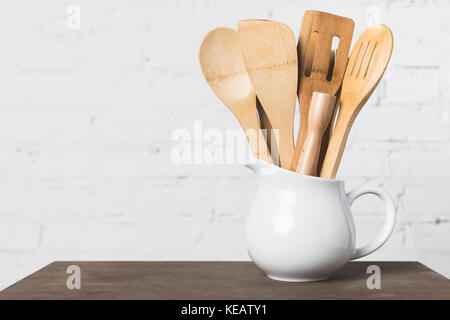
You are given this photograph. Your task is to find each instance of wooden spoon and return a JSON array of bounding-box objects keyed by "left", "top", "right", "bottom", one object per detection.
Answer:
[
  {"left": 238, "top": 20, "right": 297, "bottom": 169},
  {"left": 296, "top": 92, "right": 336, "bottom": 176},
  {"left": 291, "top": 11, "right": 354, "bottom": 171},
  {"left": 199, "top": 27, "right": 273, "bottom": 164},
  {"left": 320, "top": 24, "right": 394, "bottom": 179}
]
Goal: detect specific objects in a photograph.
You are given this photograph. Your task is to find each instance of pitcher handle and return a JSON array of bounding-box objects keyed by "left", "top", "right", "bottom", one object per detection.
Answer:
[{"left": 347, "top": 186, "right": 397, "bottom": 260}]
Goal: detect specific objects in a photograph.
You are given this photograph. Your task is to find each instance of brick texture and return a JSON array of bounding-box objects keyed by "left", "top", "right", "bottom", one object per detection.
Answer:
[{"left": 0, "top": 0, "right": 449, "bottom": 289}]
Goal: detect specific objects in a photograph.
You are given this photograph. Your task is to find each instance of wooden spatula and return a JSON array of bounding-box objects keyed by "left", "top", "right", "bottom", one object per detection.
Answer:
[
  {"left": 238, "top": 20, "right": 297, "bottom": 169},
  {"left": 238, "top": 20, "right": 275, "bottom": 160},
  {"left": 199, "top": 27, "right": 273, "bottom": 164},
  {"left": 296, "top": 92, "right": 336, "bottom": 176},
  {"left": 291, "top": 11, "right": 354, "bottom": 171},
  {"left": 320, "top": 24, "right": 394, "bottom": 179}
]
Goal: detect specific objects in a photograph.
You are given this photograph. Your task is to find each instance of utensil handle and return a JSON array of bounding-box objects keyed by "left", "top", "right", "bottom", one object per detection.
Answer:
[
  {"left": 290, "top": 93, "right": 313, "bottom": 171},
  {"left": 244, "top": 128, "right": 273, "bottom": 164},
  {"left": 319, "top": 107, "right": 352, "bottom": 179},
  {"left": 295, "top": 92, "right": 336, "bottom": 175},
  {"left": 240, "top": 112, "right": 273, "bottom": 164},
  {"left": 317, "top": 89, "right": 340, "bottom": 174},
  {"left": 296, "top": 133, "right": 321, "bottom": 175},
  {"left": 347, "top": 186, "right": 397, "bottom": 260}
]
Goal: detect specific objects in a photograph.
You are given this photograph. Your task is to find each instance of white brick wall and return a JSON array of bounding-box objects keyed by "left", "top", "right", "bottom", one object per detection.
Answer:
[{"left": 0, "top": 0, "right": 449, "bottom": 290}]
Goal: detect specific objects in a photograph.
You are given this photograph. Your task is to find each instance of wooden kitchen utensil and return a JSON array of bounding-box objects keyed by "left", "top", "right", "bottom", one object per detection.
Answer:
[
  {"left": 199, "top": 27, "right": 273, "bottom": 164},
  {"left": 238, "top": 20, "right": 297, "bottom": 169},
  {"left": 238, "top": 20, "right": 275, "bottom": 158},
  {"left": 320, "top": 24, "right": 394, "bottom": 179},
  {"left": 317, "top": 84, "right": 341, "bottom": 174},
  {"left": 256, "top": 99, "right": 273, "bottom": 152},
  {"left": 291, "top": 11, "right": 354, "bottom": 171},
  {"left": 296, "top": 92, "right": 336, "bottom": 176},
  {"left": 316, "top": 49, "right": 339, "bottom": 173}
]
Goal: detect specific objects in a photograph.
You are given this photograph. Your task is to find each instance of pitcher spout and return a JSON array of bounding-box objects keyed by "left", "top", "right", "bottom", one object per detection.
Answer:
[
  {"left": 244, "top": 159, "right": 279, "bottom": 176},
  {"left": 244, "top": 160, "right": 259, "bottom": 174}
]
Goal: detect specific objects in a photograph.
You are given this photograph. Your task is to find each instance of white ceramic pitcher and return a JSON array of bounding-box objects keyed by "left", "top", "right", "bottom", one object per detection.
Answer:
[{"left": 245, "top": 160, "right": 396, "bottom": 282}]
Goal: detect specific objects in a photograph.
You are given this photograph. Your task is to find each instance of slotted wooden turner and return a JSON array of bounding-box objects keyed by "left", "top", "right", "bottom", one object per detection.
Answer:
[
  {"left": 320, "top": 24, "right": 394, "bottom": 179},
  {"left": 291, "top": 11, "right": 354, "bottom": 170}
]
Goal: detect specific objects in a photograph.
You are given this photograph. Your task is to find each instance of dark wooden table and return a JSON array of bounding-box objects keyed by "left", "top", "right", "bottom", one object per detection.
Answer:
[{"left": 0, "top": 261, "right": 448, "bottom": 300}]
